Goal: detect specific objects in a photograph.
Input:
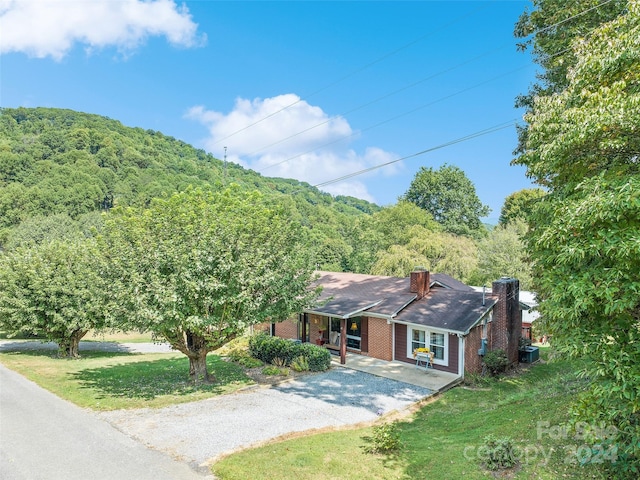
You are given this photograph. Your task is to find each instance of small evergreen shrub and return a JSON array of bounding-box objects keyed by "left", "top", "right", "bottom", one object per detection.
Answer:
[
  {"left": 290, "top": 355, "right": 310, "bottom": 372},
  {"left": 262, "top": 365, "right": 284, "bottom": 376},
  {"left": 481, "top": 435, "right": 519, "bottom": 470},
  {"left": 296, "top": 342, "right": 331, "bottom": 371},
  {"left": 483, "top": 349, "right": 509, "bottom": 376},
  {"left": 249, "top": 333, "right": 331, "bottom": 371},
  {"left": 249, "top": 333, "right": 295, "bottom": 364},
  {"left": 362, "top": 423, "right": 401, "bottom": 454}
]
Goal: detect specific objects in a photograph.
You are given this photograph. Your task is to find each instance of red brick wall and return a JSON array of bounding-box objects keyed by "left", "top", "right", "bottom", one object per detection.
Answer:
[
  {"left": 491, "top": 278, "right": 522, "bottom": 365},
  {"left": 274, "top": 318, "right": 298, "bottom": 340},
  {"left": 465, "top": 323, "right": 485, "bottom": 375},
  {"left": 366, "top": 317, "right": 392, "bottom": 361}
]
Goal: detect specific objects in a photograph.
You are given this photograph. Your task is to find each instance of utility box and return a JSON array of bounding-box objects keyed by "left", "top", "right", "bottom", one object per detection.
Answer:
[{"left": 519, "top": 346, "right": 539, "bottom": 363}]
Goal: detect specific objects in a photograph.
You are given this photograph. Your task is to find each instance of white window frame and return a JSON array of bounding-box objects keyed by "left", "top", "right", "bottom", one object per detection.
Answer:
[{"left": 407, "top": 327, "right": 449, "bottom": 366}]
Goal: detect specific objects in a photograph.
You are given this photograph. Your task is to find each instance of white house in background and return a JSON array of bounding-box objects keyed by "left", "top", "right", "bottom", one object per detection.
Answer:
[{"left": 519, "top": 291, "right": 539, "bottom": 341}]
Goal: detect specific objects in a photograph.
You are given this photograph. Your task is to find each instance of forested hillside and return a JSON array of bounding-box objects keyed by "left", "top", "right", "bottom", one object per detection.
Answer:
[
  {"left": 0, "top": 106, "right": 533, "bottom": 286},
  {"left": 0, "top": 107, "right": 377, "bottom": 243}
]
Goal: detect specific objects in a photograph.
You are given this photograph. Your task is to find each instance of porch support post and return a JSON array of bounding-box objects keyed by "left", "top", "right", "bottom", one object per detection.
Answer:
[{"left": 340, "top": 318, "right": 347, "bottom": 365}]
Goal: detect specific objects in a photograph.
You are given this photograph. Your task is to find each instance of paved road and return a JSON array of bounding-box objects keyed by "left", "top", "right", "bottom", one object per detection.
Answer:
[{"left": 0, "top": 364, "right": 212, "bottom": 480}]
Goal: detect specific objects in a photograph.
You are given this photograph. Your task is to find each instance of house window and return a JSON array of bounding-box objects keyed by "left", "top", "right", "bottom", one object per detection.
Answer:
[
  {"left": 408, "top": 327, "right": 448, "bottom": 366},
  {"left": 411, "top": 329, "right": 427, "bottom": 352},
  {"left": 430, "top": 332, "right": 445, "bottom": 361}
]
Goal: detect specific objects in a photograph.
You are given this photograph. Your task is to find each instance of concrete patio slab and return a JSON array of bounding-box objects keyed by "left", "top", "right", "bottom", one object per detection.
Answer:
[{"left": 332, "top": 353, "right": 462, "bottom": 392}]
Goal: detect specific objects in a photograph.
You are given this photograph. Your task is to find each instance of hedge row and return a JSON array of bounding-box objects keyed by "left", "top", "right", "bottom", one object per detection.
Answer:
[{"left": 249, "top": 332, "right": 331, "bottom": 372}]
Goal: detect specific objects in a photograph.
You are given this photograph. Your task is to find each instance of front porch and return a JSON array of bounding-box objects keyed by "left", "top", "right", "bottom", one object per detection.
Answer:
[{"left": 331, "top": 352, "right": 462, "bottom": 392}]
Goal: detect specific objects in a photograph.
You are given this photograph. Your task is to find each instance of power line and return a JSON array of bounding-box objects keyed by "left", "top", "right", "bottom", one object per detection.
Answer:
[
  {"left": 259, "top": 63, "right": 531, "bottom": 173},
  {"left": 206, "top": 2, "right": 493, "bottom": 148},
  {"left": 247, "top": 43, "right": 512, "bottom": 160},
  {"left": 313, "top": 120, "right": 518, "bottom": 189},
  {"left": 212, "top": 0, "right": 616, "bottom": 155}
]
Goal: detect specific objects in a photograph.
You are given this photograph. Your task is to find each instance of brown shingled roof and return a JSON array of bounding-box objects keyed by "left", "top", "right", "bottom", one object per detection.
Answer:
[{"left": 309, "top": 271, "right": 494, "bottom": 333}]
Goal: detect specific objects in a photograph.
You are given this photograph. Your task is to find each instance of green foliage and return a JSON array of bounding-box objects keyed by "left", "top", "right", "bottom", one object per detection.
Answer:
[
  {"left": 483, "top": 349, "right": 509, "bottom": 376},
  {"left": 101, "top": 187, "right": 320, "bottom": 382},
  {"left": 249, "top": 333, "right": 331, "bottom": 372},
  {"left": 371, "top": 225, "right": 478, "bottom": 282},
  {"left": 290, "top": 355, "right": 310, "bottom": 372},
  {"left": 295, "top": 342, "right": 332, "bottom": 372},
  {"left": 403, "top": 164, "right": 490, "bottom": 237},
  {"left": 0, "top": 107, "right": 376, "bottom": 249},
  {"left": 480, "top": 435, "right": 519, "bottom": 471},
  {"left": 344, "top": 201, "right": 438, "bottom": 274},
  {"left": 514, "top": 2, "right": 640, "bottom": 475},
  {"left": 0, "top": 238, "right": 111, "bottom": 357},
  {"left": 468, "top": 219, "right": 532, "bottom": 290},
  {"left": 362, "top": 423, "right": 402, "bottom": 454},
  {"left": 261, "top": 365, "right": 288, "bottom": 376},
  {"left": 249, "top": 333, "right": 297, "bottom": 364},
  {"left": 498, "top": 188, "right": 545, "bottom": 226}
]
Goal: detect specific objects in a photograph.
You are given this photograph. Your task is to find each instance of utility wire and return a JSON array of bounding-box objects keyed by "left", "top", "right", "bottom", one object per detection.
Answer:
[
  {"left": 206, "top": 2, "right": 493, "bottom": 148},
  {"left": 313, "top": 120, "right": 518, "bottom": 189},
  {"left": 259, "top": 63, "right": 531, "bottom": 173},
  {"left": 248, "top": 42, "right": 512, "bottom": 160},
  {"left": 211, "top": 0, "right": 615, "bottom": 153}
]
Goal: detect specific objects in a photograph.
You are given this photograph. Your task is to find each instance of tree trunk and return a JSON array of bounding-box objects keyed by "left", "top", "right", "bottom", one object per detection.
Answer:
[
  {"left": 58, "top": 330, "right": 87, "bottom": 358},
  {"left": 184, "top": 330, "right": 213, "bottom": 384},
  {"left": 189, "top": 350, "right": 211, "bottom": 384}
]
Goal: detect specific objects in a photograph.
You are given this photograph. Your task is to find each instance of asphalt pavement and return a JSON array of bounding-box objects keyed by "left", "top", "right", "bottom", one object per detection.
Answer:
[{"left": 0, "top": 364, "right": 212, "bottom": 480}]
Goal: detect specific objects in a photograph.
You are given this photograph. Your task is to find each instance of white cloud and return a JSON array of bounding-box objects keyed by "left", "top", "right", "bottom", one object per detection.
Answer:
[
  {"left": 186, "top": 94, "right": 402, "bottom": 203},
  {"left": 0, "top": 0, "right": 205, "bottom": 60}
]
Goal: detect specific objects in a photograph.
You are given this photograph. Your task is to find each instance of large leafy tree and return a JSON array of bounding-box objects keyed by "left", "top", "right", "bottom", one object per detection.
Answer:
[
  {"left": 498, "top": 188, "right": 545, "bottom": 226},
  {"left": 402, "top": 164, "right": 489, "bottom": 237},
  {"left": 345, "top": 201, "right": 440, "bottom": 274},
  {"left": 0, "top": 238, "right": 110, "bottom": 357},
  {"left": 102, "top": 187, "right": 319, "bottom": 383},
  {"left": 370, "top": 225, "right": 478, "bottom": 281},
  {"left": 514, "top": 1, "right": 639, "bottom": 474},
  {"left": 468, "top": 219, "right": 532, "bottom": 290}
]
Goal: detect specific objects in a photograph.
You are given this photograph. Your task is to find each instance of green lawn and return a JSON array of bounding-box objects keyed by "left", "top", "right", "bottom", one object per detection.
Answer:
[
  {"left": 213, "top": 351, "right": 610, "bottom": 480},
  {"left": 0, "top": 349, "right": 254, "bottom": 410}
]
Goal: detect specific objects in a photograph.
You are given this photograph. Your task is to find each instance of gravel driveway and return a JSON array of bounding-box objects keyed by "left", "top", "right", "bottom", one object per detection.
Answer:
[
  {"left": 99, "top": 368, "right": 432, "bottom": 469},
  {"left": 0, "top": 340, "right": 432, "bottom": 472}
]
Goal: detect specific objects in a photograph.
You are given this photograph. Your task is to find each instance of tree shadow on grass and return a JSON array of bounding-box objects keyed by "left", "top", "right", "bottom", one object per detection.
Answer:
[{"left": 72, "top": 355, "right": 253, "bottom": 400}]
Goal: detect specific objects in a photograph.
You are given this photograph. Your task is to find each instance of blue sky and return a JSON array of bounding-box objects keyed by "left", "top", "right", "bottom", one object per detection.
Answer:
[{"left": 1, "top": 0, "right": 538, "bottom": 222}]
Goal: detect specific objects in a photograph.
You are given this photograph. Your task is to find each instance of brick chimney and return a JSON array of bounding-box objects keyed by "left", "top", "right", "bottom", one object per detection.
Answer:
[
  {"left": 491, "top": 277, "right": 522, "bottom": 365},
  {"left": 410, "top": 267, "right": 430, "bottom": 299}
]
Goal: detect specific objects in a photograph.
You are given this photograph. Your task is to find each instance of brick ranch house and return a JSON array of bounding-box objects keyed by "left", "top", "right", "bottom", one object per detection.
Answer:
[{"left": 265, "top": 269, "right": 522, "bottom": 378}]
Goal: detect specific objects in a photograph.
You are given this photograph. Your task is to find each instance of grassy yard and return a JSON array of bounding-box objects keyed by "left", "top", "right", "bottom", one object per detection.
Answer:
[
  {"left": 0, "top": 349, "right": 254, "bottom": 410},
  {"left": 213, "top": 351, "right": 610, "bottom": 480}
]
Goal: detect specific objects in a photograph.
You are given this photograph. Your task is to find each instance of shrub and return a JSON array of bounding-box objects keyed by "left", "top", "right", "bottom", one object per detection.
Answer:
[
  {"left": 236, "top": 356, "right": 263, "bottom": 368},
  {"left": 249, "top": 333, "right": 296, "bottom": 364},
  {"left": 271, "top": 357, "right": 287, "bottom": 367},
  {"left": 481, "top": 435, "right": 519, "bottom": 470},
  {"left": 290, "top": 355, "right": 309, "bottom": 372},
  {"left": 483, "top": 349, "right": 509, "bottom": 376},
  {"left": 362, "top": 423, "right": 401, "bottom": 454},
  {"left": 295, "top": 342, "right": 331, "bottom": 371},
  {"left": 262, "top": 365, "right": 283, "bottom": 376},
  {"left": 249, "top": 333, "right": 331, "bottom": 372}
]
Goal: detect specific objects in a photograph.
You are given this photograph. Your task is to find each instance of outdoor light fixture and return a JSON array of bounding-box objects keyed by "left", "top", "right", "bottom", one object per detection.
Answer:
[{"left": 351, "top": 321, "right": 357, "bottom": 331}]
